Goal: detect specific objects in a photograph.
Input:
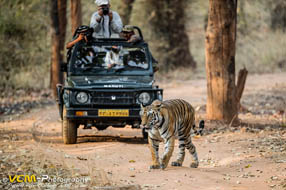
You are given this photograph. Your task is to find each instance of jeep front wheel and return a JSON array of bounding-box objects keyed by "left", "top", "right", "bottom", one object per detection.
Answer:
[{"left": 62, "top": 107, "right": 77, "bottom": 144}]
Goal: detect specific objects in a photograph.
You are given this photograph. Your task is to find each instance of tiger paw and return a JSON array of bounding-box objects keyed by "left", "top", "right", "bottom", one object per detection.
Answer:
[
  {"left": 160, "top": 164, "right": 167, "bottom": 170},
  {"left": 149, "top": 165, "right": 160, "bottom": 169},
  {"left": 171, "top": 162, "right": 182, "bottom": 167},
  {"left": 190, "top": 162, "right": 199, "bottom": 168}
]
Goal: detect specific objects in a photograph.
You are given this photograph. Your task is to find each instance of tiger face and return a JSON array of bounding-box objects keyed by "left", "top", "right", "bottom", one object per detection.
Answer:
[{"left": 140, "top": 105, "right": 162, "bottom": 130}]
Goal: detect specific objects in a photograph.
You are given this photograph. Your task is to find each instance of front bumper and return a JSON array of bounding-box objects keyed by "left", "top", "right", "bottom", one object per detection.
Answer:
[{"left": 66, "top": 107, "right": 141, "bottom": 120}]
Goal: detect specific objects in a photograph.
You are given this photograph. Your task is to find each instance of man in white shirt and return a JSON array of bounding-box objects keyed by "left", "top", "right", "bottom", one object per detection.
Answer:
[
  {"left": 90, "top": 0, "right": 123, "bottom": 38},
  {"left": 104, "top": 46, "right": 124, "bottom": 69}
]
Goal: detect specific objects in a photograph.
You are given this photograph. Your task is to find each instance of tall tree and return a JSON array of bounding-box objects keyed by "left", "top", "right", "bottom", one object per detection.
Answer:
[
  {"left": 50, "top": 0, "right": 67, "bottom": 97},
  {"left": 205, "top": 0, "right": 238, "bottom": 124},
  {"left": 57, "top": 0, "right": 67, "bottom": 62},
  {"left": 145, "top": 0, "right": 196, "bottom": 69},
  {"left": 271, "top": 0, "right": 286, "bottom": 32},
  {"left": 71, "top": 0, "right": 82, "bottom": 34},
  {"left": 118, "top": 0, "right": 135, "bottom": 25}
]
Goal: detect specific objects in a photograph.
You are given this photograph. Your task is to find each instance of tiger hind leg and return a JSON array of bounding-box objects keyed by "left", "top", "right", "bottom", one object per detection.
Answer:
[
  {"left": 171, "top": 138, "right": 185, "bottom": 167},
  {"left": 186, "top": 138, "right": 199, "bottom": 168}
]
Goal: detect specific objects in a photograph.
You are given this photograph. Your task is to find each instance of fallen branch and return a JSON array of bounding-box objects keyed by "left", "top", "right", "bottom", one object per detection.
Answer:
[{"left": 236, "top": 68, "right": 248, "bottom": 110}]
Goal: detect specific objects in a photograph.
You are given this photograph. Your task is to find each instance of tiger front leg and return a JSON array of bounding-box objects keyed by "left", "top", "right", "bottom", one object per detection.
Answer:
[
  {"left": 160, "top": 137, "right": 175, "bottom": 170},
  {"left": 148, "top": 137, "right": 160, "bottom": 169}
]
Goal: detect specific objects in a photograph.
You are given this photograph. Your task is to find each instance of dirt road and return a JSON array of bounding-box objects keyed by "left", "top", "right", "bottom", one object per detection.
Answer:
[{"left": 1, "top": 73, "right": 286, "bottom": 190}]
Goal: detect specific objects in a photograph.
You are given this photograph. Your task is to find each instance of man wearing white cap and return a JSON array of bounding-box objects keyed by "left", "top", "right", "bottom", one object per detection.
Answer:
[{"left": 90, "top": 0, "right": 123, "bottom": 38}]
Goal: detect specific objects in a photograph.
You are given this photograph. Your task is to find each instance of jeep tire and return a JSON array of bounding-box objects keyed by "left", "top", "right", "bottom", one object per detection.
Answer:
[{"left": 62, "top": 107, "right": 77, "bottom": 144}]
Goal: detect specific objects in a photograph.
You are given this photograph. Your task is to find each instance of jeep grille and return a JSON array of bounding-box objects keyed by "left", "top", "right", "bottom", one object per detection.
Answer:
[{"left": 91, "top": 91, "right": 136, "bottom": 105}]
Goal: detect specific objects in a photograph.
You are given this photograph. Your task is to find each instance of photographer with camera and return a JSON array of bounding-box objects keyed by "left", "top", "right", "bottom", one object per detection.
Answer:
[{"left": 90, "top": 0, "right": 123, "bottom": 38}]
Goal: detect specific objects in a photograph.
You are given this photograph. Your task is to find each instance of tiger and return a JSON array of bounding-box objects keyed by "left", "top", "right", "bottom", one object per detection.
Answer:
[{"left": 140, "top": 99, "right": 204, "bottom": 170}]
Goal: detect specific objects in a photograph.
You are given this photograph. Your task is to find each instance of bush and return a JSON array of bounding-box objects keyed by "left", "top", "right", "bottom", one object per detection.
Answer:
[{"left": 0, "top": 0, "right": 50, "bottom": 90}]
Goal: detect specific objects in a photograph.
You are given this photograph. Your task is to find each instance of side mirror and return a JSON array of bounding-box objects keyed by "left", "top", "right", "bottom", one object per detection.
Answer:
[{"left": 61, "top": 62, "right": 67, "bottom": 72}]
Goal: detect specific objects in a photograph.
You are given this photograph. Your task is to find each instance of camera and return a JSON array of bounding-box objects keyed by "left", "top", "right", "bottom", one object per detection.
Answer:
[{"left": 102, "top": 6, "right": 109, "bottom": 15}]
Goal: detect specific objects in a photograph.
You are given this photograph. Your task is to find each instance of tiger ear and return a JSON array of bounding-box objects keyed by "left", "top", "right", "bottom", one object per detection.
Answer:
[
  {"left": 140, "top": 103, "right": 144, "bottom": 109},
  {"left": 151, "top": 100, "right": 162, "bottom": 110}
]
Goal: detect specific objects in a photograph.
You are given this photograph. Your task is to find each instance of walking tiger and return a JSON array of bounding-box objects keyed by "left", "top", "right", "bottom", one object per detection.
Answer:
[{"left": 140, "top": 99, "right": 204, "bottom": 170}]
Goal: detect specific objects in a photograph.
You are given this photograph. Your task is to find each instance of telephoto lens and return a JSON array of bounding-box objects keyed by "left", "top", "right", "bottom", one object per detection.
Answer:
[{"left": 102, "top": 7, "right": 109, "bottom": 15}]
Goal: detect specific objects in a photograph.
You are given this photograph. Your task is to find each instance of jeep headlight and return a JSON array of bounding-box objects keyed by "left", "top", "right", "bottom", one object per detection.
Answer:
[
  {"left": 76, "top": 92, "right": 89, "bottom": 104},
  {"left": 138, "top": 92, "right": 151, "bottom": 104},
  {"left": 157, "top": 91, "right": 163, "bottom": 101}
]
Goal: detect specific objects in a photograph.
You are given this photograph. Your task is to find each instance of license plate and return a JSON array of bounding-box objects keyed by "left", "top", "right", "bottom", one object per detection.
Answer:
[{"left": 98, "top": 109, "right": 129, "bottom": 117}]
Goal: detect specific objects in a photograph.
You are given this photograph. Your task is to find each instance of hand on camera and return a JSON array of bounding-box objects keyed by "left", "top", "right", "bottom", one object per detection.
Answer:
[
  {"left": 109, "top": 12, "right": 113, "bottom": 21},
  {"left": 98, "top": 7, "right": 104, "bottom": 16}
]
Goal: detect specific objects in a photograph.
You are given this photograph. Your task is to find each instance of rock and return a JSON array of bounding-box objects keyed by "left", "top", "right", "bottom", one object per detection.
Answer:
[
  {"left": 223, "top": 177, "right": 230, "bottom": 180},
  {"left": 64, "top": 154, "right": 71, "bottom": 158}
]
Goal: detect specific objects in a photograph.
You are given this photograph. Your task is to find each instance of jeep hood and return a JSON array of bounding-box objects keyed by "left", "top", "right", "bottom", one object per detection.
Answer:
[{"left": 68, "top": 76, "right": 154, "bottom": 88}]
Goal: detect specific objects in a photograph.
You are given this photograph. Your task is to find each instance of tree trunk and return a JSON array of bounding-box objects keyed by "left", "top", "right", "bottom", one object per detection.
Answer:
[
  {"left": 205, "top": 0, "right": 238, "bottom": 124},
  {"left": 146, "top": 0, "right": 196, "bottom": 70},
  {"left": 50, "top": 0, "right": 66, "bottom": 97},
  {"left": 58, "top": 0, "right": 67, "bottom": 58},
  {"left": 271, "top": 1, "right": 286, "bottom": 32},
  {"left": 71, "top": 0, "right": 82, "bottom": 34},
  {"left": 118, "top": 0, "right": 135, "bottom": 25}
]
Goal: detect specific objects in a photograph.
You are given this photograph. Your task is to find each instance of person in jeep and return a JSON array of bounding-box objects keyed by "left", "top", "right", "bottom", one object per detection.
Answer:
[
  {"left": 90, "top": 0, "right": 123, "bottom": 38},
  {"left": 104, "top": 46, "right": 124, "bottom": 69},
  {"left": 121, "top": 25, "right": 142, "bottom": 44},
  {"left": 119, "top": 25, "right": 158, "bottom": 71}
]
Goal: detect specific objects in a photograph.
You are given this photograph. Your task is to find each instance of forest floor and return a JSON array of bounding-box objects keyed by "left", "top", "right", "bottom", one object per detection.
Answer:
[{"left": 0, "top": 72, "right": 286, "bottom": 190}]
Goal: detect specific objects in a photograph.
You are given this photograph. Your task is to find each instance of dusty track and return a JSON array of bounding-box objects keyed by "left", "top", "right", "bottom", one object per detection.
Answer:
[{"left": 1, "top": 73, "right": 286, "bottom": 190}]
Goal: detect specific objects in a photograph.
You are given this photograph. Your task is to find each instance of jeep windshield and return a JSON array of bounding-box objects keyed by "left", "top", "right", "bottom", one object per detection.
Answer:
[{"left": 70, "top": 43, "right": 150, "bottom": 75}]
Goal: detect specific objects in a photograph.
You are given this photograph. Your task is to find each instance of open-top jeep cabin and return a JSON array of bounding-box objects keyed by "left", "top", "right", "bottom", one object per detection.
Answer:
[{"left": 57, "top": 26, "right": 163, "bottom": 144}]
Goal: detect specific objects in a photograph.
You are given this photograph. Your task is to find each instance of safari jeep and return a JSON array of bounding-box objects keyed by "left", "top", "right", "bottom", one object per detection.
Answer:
[{"left": 57, "top": 27, "right": 163, "bottom": 144}]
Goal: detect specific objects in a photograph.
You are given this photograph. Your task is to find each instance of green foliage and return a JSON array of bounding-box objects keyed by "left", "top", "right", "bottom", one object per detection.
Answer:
[
  {"left": 235, "top": 0, "right": 286, "bottom": 72},
  {"left": 0, "top": 0, "right": 50, "bottom": 90}
]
